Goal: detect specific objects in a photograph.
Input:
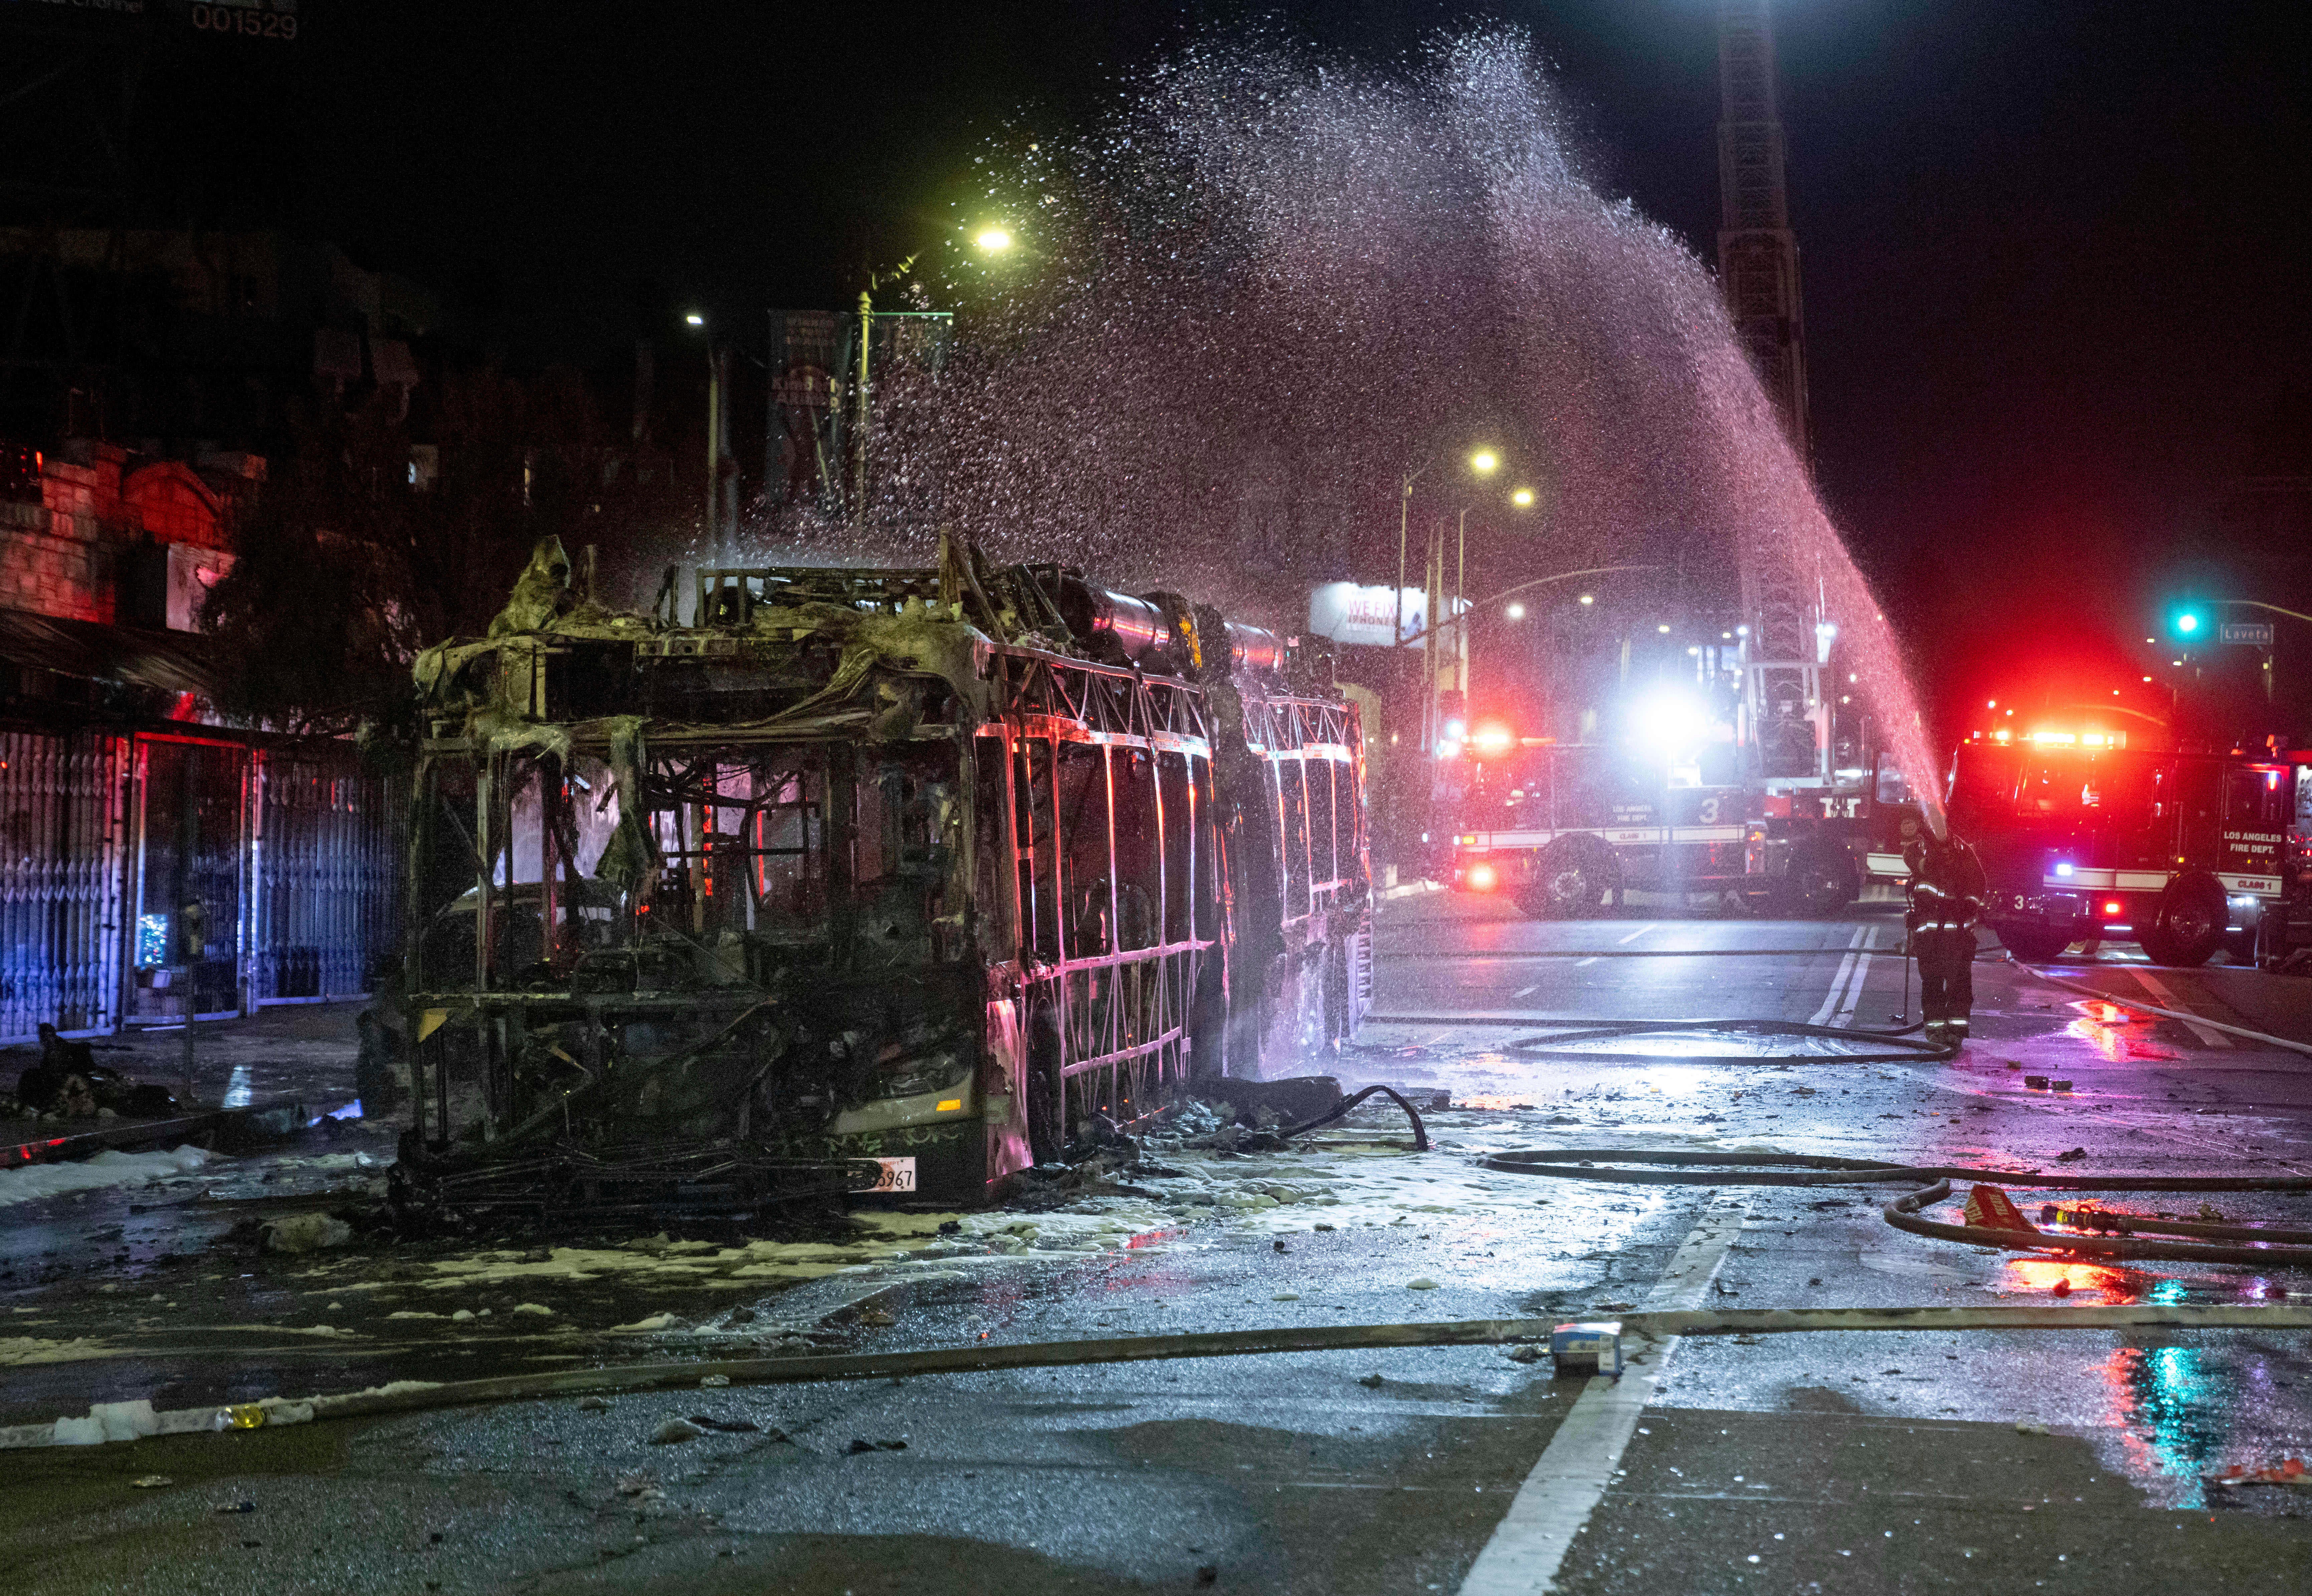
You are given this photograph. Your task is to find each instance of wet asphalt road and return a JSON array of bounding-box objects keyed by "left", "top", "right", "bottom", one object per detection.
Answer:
[{"left": 5, "top": 889, "right": 2312, "bottom": 1594}]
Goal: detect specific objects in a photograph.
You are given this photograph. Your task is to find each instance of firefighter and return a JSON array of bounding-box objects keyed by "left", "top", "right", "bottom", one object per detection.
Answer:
[{"left": 1903, "top": 827, "right": 1987, "bottom": 1048}]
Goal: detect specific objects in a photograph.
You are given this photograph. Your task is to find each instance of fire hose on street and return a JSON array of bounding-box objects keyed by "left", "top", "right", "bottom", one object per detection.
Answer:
[
  {"left": 8, "top": 1301, "right": 2309, "bottom": 1452},
  {"left": 1480, "top": 1148, "right": 2312, "bottom": 1268},
  {"left": 1493, "top": 1016, "right": 1956, "bottom": 1065},
  {"left": 2001, "top": 952, "right": 2312, "bottom": 1057}
]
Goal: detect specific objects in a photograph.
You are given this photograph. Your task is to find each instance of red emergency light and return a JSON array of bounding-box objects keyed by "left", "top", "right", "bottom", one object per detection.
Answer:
[
  {"left": 1467, "top": 862, "right": 1500, "bottom": 892},
  {"left": 2102, "top": 900, "right": 2123, "bottom": 916}
]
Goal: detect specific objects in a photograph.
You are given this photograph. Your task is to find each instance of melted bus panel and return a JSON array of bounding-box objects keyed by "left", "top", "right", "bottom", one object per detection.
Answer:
[{"left": 391, "top": 547, "right": 1368, "bottom": 1214}]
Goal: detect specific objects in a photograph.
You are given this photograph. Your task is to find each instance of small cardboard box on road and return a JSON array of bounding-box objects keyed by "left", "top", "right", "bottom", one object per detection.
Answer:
[{"left": 1551, "top": 1320, "right": 1623, "bottom": 1377}]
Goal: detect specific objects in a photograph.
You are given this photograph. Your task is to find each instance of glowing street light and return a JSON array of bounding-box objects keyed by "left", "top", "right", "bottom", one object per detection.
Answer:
[
  {"left": 1510, "top": 486, "right": 1535, "bottom": 507},
  {"left": 1469, "top": 449, "right": 1499, "bottom": 475},
  {"left": 974, "top": 226, "right": 1014, "bottom": 253},
  {"left": 684, "top": 312, "right": 705, "bottom": 328},
  {"left": 1578, "top": 593, "right": 1594, "bottom": 606},
  {"left": 1506, "top": 602, "right": 1526, "bottom": 620}
]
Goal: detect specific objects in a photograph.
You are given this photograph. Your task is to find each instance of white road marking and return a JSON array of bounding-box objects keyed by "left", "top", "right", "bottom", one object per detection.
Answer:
[
  {"left": 1459, "top": 1204, "right": 1747, "bottom": 1596},
  {"left": 1832, "top": 928, "right": 1877, "bottom": 1027},
  {"left": 1616, "top": 923, "right": 1656, "bottom": 945},
  {"left": 1806, "top": 926, "right": 1869, "bottom": 1027},
  {"left": 2128, "top": 968, "right": 2231, "bottom": 1048},
  {"left": 1574, "top": 957, "right": 1597, "bottom": 969},
  {"left": 1515, "top": 984, "right": 1541, "bottom": 999}
]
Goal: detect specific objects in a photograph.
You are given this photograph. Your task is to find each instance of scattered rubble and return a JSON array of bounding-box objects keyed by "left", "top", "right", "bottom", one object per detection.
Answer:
[{"left": 260, "top": 1214, "right": 352, "bottom": 1253}]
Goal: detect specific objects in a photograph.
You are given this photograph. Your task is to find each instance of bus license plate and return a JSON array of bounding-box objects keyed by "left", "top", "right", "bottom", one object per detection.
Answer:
[{"left": 867, "top": 1157, "right": 917, "bottom": 1193}]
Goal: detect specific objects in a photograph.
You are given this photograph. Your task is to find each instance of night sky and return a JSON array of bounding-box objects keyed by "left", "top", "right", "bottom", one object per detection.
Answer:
[{"left": 48, "top": 1, "right": 2312, "bottom": 724}]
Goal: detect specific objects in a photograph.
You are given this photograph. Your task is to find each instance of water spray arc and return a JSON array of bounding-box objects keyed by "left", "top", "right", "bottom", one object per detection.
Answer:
[{"left": 859, "top": 30, "right": 1944, "bottom": 833}]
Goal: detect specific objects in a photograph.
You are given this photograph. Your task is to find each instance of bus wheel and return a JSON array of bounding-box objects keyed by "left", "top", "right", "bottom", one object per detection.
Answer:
[
  {"left": 1995, "top": 923, "right": 2074, "bottom": 964},
  {"left": 1523, "top": 836, "right": 1618, "bottom": 918},
  {"left": 2141, "top": 878, "right": 2226, "bottom": 967}
]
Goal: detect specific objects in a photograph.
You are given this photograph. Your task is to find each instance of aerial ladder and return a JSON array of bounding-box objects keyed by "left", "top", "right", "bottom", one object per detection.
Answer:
[{"left": 1718, "top": 0, "right": 1831, "bottom": 787}]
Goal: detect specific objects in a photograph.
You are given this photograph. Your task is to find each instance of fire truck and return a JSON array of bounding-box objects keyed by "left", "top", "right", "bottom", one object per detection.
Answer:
[
  {"left": 1443, "top": 735, "right": 1908, "bottom": 917},
  {"left": 1950, "top": 731, "right": 2299, "bottom": 967},
  {"left": 1432, "top": 534, "right": 1922, "bottom": 917}
]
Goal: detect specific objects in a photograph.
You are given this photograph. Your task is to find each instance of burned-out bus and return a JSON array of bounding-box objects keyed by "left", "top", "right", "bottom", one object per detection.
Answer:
[{"left": 390, "top": 542, "right": 1369, "bottom": 1213}]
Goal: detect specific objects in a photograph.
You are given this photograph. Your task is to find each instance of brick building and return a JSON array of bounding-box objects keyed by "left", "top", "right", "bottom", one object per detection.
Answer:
[
  {"left": 0, "top": 439, "right": 248, "bottom": 631},
  {"left": 0, "top": 442, "right": 402, "bottom": 1046}
]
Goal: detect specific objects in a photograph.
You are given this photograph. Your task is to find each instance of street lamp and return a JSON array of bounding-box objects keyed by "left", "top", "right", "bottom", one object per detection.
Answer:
[
  {"left": 1469, "top": 449, "right": 1500, "bottom": 476},
  {"left": 974, "top": 226, "right": 1014, "bottom": 253},
  {"left": 686, "top": 312, "right": 730, "bottom": 555},
  {"left": 1506, "top": 602, "right": 1526, "bottom": 620},
  {"left": 1511, "top": 486, "right": 1534, "bottom": 507}
]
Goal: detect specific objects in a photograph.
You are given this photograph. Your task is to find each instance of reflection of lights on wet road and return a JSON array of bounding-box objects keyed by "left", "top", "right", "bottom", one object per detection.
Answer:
[
  {"left": 2005, "top": 1258, "right": 2137, "bottom": 1300},
  {"left": 2065, "top": 999, "right": 2144, "bottom": 1061},
  {"left": 2102, "top": 1344, "right": 2231, "bottom": 1506}
]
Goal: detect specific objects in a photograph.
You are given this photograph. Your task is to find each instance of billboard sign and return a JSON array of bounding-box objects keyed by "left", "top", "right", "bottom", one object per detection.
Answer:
[{"left": 1309, "top": 582, "right": 1434, "bottom": 648}]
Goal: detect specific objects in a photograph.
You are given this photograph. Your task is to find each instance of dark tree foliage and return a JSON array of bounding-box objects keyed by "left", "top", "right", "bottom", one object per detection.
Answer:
[{"left": 201, "top": 369, "right": 685, "bottom": 734}]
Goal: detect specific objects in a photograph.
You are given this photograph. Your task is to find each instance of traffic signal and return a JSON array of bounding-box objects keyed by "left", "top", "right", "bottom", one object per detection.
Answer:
[
  {"left": 1437, "top": 688, "right": 1467, "bottom": 744},
  {"left": 2168, "top": 603, "right": 2207, "bottom": 640}
]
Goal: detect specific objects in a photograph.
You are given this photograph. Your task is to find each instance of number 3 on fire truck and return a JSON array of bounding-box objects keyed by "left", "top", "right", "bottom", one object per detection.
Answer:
[{"left": 1698, "top": 796, "right": 1720, "bottom": 824}]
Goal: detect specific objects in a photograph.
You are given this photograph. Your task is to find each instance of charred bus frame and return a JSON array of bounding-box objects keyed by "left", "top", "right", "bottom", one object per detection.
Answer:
[{"left": 392, "top": 547, "right": 1369, "bottom": 1214}]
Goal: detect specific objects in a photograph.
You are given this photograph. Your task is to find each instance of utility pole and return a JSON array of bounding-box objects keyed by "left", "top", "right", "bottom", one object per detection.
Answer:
[
  {"left": 1418, "top": 527, "right": 1432, "bottom": 748},
  {"left": 1396, "top": 476, "right": 1412, "bottom": 647},
  {"left": 685, "top": 311, "right": 733, "bottom": 562},
  {"left": 849, "top": 254, "right": 919, "bottom": 518},
  {"left": 850, "top": 287, "right": 873, "bottom": 514},
  {"left": 705, "top": 343, "right": 724, "bottom": 561},
  {"left": 1455, "top": 506, "right": 1469, "bottom": 697}
]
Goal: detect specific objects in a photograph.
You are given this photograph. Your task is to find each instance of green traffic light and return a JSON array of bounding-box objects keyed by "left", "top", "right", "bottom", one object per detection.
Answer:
[{"left": 2170, "top": 607, "right": 2204, "bottom": 638}]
